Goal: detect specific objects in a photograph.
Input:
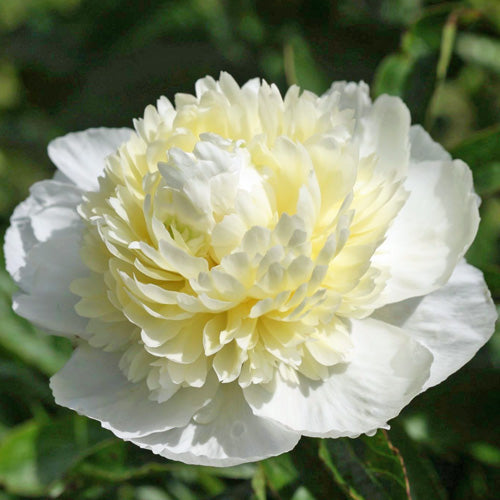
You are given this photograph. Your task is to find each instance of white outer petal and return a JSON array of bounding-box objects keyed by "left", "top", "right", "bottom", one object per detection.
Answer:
[
  {"left": 373, "top": 260, "right": 497, "bottom": 390},
  {"left": 4, "top": 195, "right": 38, "bottom": 281},
  {"left": 243, "top": 318, "right": 433, "bottom": 437},
  {"left": 358, "top": 95, "right": 411, "bottom": 179},
  {"left": 12, "top": 226, "right": 89, "bottom": 336},
  {"left": 13, "top": 292, "right": 88, "bottom": 337},
  {"left": 373, "top": 135, "right": 479, "bottom": 305},
  {"left": 408, "top": 125, "right": 451, "bottom": 162},
  {"left": 4, "top": 180, "right": 82, "bottom": 281},
  {"left": 4, "top": 178, "right": 89, "bottom": 337},
  {"left": 131, "top": 383, "right": 300, "bottom": 466},
  {"left": 48, "top": 127, "right": 133, "bottom": 191},
  {"left": 50, "top": 344, "right": 219, "bottom": 439},
  {"left": 5, "top": 128, "right": 133, "bottom": 337}
]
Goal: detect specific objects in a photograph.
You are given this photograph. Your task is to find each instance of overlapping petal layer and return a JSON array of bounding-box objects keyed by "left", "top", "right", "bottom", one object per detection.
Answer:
[{"left": 5, "top": 73, "right": 496, "bottom": 465}]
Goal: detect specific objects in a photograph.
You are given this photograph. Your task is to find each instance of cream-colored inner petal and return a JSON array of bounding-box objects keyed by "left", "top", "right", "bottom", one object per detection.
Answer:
[{"left": 73, "top": 73, "right": 408, "bottom": 399}]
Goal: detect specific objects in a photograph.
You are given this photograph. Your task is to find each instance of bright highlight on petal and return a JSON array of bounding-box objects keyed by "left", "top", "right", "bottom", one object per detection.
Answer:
[{"left": 5, "top": 72, "right": 496, "bottom": 466}]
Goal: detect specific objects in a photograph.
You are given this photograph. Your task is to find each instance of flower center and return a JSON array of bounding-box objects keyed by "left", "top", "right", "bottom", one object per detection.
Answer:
[{"left": 71, "top": 74, "right": 407, "bottom": 400}]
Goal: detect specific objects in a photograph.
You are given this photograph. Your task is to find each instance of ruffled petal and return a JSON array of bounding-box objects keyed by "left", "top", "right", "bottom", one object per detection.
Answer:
[
  {"left": 131, "top": 383, "right": 300, "bottom": 466},
  {"left": 50, "top": 344, "right": 218, "bottom": 439},
  {"left": 358, "top": 95, "right": 411, "bottom": 180},
  {"left": 48, "top": 127, "right": 133, "bottom": 191},
  {"left": 4, "top": 178, "right": 88, "bottom": 337},
  {"left": 4, "top": 196, "right": 38, "bottom": 281},
  {"left": 4, "top": 180, "right": 82, "bottom": 281},
  {"left": 243, "top": 318, "right": 433, "bottom": 437},
  {"left": 408, "top": 124, "right": 451, "bottom": 162},
  {"left": 12, "top": 226, "right": 89, "bottom": 336},
  {"left": 373, "top": 128, "right": 479, "bottom": 305},
  {"left": 327, "top": 80, "right": 371, "bottom": 122},
  {"left": 373, "top": 260, "right": 497, "bottom": 389}
]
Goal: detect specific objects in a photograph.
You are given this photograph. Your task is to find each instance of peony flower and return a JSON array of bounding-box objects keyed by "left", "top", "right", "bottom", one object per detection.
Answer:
[{"left": 5, "top": 72, "right": 496, "bottom": 466}]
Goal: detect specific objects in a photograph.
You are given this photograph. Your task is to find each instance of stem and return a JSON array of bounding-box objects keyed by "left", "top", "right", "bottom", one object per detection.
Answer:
[{"left": 425, "top": 10, "right": 458, "bottom": 131}]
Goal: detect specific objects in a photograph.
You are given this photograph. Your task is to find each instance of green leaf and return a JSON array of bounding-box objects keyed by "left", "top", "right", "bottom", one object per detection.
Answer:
[
  {"left": 74, "top": 457, "right": 255, "bottom": 483},
  {"left": 379, "top": 0, "right": 422, "bottom": 26},
  {"left": 251, "top": 463, "right": 266, "bottom": 500},
  {"left": 261, "top": 452, "right": 299, "bottom": 492},
  {"left": 372, "top": 55, "right": 413, "bottom": 98},
  {"left": 319, "top": 431, "right": 411, "bottom": 500},
  {"left": 388, "top": 424, "right": 447, "bottom": 500},
  {"left": 0, "top": 361, "right": 52, "bottom": 432},
  {"left": 283, "top": 34, "right": 330, "bottom": 94},
  {"left": 455, "top": 33, "right": 500, "bottom": 75},
  {"left": 260, "top": 444, "right": 337, "bottom": 500},
  {"left": 290, "top": 438, "right": 341, "bottom": 499},
  {"left": 466, "top": 197, "right": 500, "bottom": 272},
  {"left": 404, "top": 53, "right": 439, "bottom": 126},
  {"left": 410, "top": 6, "right": 453, "bottom": 54},
  {"left": 135, "top": 486, "right": 174, "bottom": 500},
  {"left": 436, "top": 13, "right": 457, "bottom": 82},
  {"left": 468, "top": 442, "right": 500, "bottom": 467},
  {"left": 482, "top": 267, "right": 500, "bottom": 301},
  {"left": 472, "top": 162, "right": 500, "bottom": 197},
  {"left": 452, "top": 127, "right": 500, "bottom": 274},
  {"left": 71, "top": 450, "right": 254, "bottom": 500},
  {"left": 451, "top": 125, "right": 500, "bottom": 172},
  {"left": 374, "top": 5, "right": 465, "bottom": 128},
  {"left": 291, "top": 486, "right": 317, "bottom": 500},
  {"left": 372, "top": 49, "right": 437, "bottom": 126},
  {"left": 0, "top": 415, "right": 111, "bottom": 496}
]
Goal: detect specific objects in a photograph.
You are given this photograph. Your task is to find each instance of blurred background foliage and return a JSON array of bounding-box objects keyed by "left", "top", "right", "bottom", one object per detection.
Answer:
[{"left": 0, "top": 0, "right": 499, "bottom": 498}]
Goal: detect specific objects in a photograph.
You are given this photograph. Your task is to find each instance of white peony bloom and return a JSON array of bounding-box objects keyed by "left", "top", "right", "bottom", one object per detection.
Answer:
[{"left": 5, "top": 72, "right": 497, "bottom": 466}]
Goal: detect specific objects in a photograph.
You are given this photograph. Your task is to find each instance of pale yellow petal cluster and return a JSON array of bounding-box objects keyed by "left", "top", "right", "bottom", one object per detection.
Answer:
[{"left": 71, "top": 73, "right": 407, "bottom": 399}]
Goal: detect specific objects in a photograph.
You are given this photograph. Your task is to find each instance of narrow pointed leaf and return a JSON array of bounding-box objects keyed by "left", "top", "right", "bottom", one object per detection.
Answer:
[{"left": 319, "top": 431, "right": 411, "bottom": 500}]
